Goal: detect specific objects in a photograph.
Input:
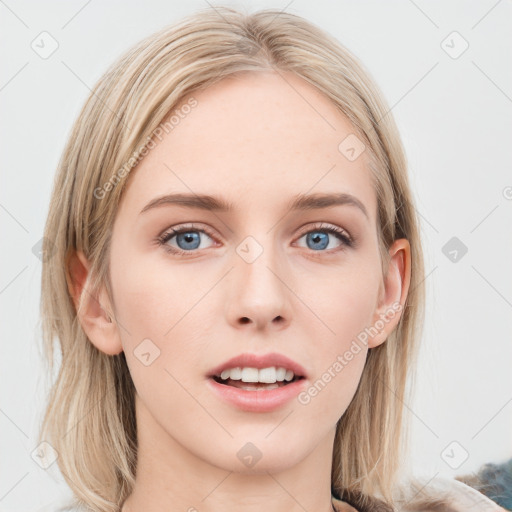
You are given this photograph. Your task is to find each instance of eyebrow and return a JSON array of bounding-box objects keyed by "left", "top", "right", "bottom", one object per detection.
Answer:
[{"left": 139, "top": 192, "right": 369, "bottom": 219}]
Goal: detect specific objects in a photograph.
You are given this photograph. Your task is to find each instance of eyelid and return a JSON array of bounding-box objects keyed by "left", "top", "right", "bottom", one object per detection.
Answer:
[
  {"left": 157, "top": 222, "right": 219, "bottom": 246},
  {"left": 295, "top": 222, "right": 352, "bottom": 244}
]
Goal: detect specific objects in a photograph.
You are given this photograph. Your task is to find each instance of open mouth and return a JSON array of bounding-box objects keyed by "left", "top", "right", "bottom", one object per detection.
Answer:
[{"left": 211, "top": 375, "right": 305, "bottom": 391}]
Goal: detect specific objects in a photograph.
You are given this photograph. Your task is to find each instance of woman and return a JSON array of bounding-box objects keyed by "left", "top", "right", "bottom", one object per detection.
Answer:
[{"left": 38, "top": 6, "right": 505, "bottom": 512}]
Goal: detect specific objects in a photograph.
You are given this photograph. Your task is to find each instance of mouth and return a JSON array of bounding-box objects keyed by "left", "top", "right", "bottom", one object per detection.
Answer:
[
  {"left": 207, "top": 352, "right": 308, "bottom": 389},
  {"left": 211, "top": 374, "right": 305, "bottom": 391},
  {"left": 206, "top": 356, "right": 308, "bottom": 412}
]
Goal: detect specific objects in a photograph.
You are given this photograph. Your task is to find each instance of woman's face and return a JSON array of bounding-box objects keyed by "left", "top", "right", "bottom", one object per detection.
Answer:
[{"left": 103, "top": 70, "right": 408, "bottom": 473}]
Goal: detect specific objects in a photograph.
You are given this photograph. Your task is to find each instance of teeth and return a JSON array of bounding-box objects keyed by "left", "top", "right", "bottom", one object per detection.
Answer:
[
  {"left": 258, "top": 367, "right": 276, "bottom": 383},
  {"left": 220, "top": 368, "right": 243, "bottom": 380},
  {"left": 218, "top": 366, "right": 296, "bottom": 383}
]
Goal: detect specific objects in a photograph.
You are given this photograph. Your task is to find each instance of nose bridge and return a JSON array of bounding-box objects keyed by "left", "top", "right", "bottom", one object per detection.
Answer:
[
  {"left": 226, "top": 228, "right": 292, "bottom": 329},
  {"left": 236, "top": 230, "right": 285, "bottom": 295}
]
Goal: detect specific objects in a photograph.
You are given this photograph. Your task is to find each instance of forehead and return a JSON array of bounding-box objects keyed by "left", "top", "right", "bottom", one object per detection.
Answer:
[{"left": 120, "top": 70, "right": 376, "bottom": 223}]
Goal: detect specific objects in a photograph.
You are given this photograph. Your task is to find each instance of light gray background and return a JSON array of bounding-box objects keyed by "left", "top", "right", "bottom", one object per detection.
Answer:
[{"left": 1, "top": 1, "right": 511, "bottom": 510}]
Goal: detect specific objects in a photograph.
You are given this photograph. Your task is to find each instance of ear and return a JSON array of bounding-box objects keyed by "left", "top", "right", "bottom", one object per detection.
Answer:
[
  {"left": 66, "top": 249, "right": 123, "bottom": 355},
  {"left": 367, "top": 238, "right": 411, "bottom": 349}
]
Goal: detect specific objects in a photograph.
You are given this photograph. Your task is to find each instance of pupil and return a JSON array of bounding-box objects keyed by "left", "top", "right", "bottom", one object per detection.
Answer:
[
  {"left": 177, "top": 231, "right": 200, "bottom": 250},
  {"left": 307, "top": 231, "right": 328, "bottom": 250}
]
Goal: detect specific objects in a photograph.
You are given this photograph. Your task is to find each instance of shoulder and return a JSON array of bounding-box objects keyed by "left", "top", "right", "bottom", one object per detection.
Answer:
[
  {"left": 395, "top": 475, "right": 508, "bottom": 511},
  {"left": 458, "top": 458, "right": 512, "bottom": 510}
]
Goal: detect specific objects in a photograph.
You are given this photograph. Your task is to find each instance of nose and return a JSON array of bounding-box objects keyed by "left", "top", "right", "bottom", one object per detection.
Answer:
[{"left": 225, "top": 236, "right": 292, "bottom": 331}]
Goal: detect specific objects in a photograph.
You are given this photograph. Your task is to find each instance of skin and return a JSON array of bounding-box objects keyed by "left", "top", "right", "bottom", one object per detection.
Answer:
[{"left": 69, "top": 70, "right": 411, "bottom": 512}]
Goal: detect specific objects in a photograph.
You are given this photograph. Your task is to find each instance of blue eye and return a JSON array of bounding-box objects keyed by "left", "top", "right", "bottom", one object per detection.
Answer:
[
  {"left": 295, "top": 224, "right": 353, "bottom": 252},
  {"left": 157, "top": 224, "right": 216, "bottom": 255},
  {"left": 157, "top": 222, "right": 353, "bottom": 256}
]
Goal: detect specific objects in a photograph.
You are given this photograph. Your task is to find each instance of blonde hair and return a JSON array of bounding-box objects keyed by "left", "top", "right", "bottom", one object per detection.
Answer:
[{"left": 39, "top": 6, "right": 429, "bottom": 511}]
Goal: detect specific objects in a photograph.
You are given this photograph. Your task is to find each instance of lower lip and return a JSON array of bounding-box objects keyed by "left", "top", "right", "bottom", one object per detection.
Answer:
[{"left": 206, "top": 377, "right": 307, "bottom": 412}]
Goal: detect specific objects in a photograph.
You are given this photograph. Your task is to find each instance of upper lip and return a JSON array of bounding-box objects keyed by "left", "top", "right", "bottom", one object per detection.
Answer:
[{"left": 208, "top": 352, "right": 308, "bottom": 379}]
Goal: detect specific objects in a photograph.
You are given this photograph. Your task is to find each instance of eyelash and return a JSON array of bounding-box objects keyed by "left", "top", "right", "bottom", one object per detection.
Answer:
[{"left": 156, "top": 222, "right": 354, "bottom": 257}]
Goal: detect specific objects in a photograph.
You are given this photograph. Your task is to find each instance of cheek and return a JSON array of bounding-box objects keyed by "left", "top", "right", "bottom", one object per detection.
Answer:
[
  {"left": 295, "top": 261, "right": 379, "bottom": 413},
  {"left": 110, "top": 245, "right": 198, "bottom": 339},
  {"left": 300, "top": 257, "right": 380, "bottom": 347},
  {"left": 109, "top": 248, "right": 214, "bottom": 388}
]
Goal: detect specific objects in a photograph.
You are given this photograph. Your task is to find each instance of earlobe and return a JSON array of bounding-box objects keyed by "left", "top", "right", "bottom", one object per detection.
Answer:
[
  {"left": 368, "top": 239, "right": 411, "bottom": 349},
  {"left": 66, "top": 249, "right": 123, "bottom": 356}
]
